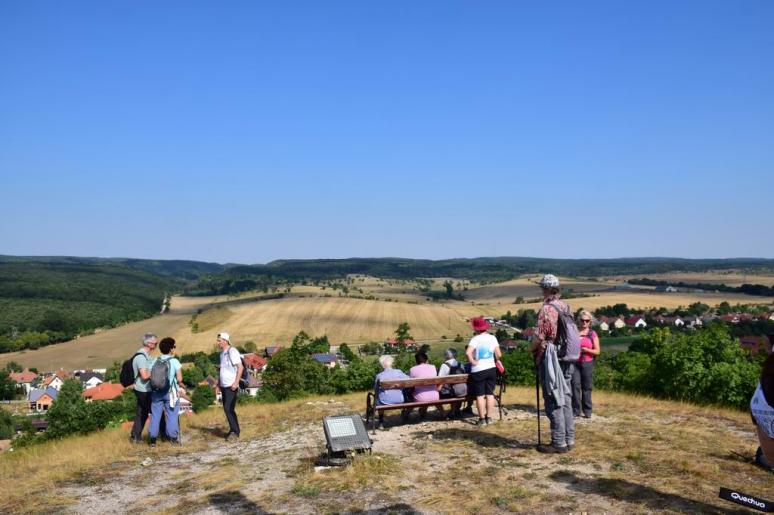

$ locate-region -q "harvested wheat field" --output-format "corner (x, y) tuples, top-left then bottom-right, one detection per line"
(2, 388), (770, 514)
(170, 296), (475, 354)
(616, 271), (774, 287)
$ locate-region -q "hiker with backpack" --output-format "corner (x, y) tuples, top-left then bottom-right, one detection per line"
(217, 332), (243, 441)
(465, 317), (501, 427)
(572, 310), (600, 419)
(438, 348), (467, 419)
(127, 332), (158, 444)
(751, 352), (774, 471)
(148, 337), (185, 446)
(529, 274), (580, 453)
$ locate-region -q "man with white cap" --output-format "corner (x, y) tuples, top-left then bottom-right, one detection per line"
(529, 274), (576, 453)
(217, 332), (243, 441)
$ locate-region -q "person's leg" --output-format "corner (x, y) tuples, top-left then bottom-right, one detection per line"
(475, 396), (486, 420)
(540, 367), (566, 448)
(485, 395), (495, 419)
(165, 396), (180, 440)
(581, 361), (594, 417)
(222, 388), (240, 436)
(131, 390), (148, 441)
(571, 364), (582, 417)
(148, 393), (163, 440)
(561, 363), (575, 447)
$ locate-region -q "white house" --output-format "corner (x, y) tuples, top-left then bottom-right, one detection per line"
(611, 317), (626, 330)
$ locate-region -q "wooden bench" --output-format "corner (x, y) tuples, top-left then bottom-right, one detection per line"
(365, 374), (505, 433)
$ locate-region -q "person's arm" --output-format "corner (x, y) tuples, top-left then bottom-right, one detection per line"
(138, 356), (151, 380)
(231, 352), (244, 391)
(175, 363), (185, 393)
(494, 343), (502, 359)
(586, 332), (601, 356)
(466, 344), (478, 367)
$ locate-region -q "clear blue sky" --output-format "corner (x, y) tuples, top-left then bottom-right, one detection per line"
(1, 1), (772, 263)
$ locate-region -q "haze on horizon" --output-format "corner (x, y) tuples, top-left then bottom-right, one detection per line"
(1, 1), (773, 264)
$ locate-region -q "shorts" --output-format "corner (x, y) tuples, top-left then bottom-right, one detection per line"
(470, 368), (497, 397)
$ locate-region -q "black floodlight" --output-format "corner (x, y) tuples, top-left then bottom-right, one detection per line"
(322, 414), (372, 454)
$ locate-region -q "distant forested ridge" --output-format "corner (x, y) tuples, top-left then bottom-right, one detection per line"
(0, 257), (224, 353)
(628, 277), (774, 297)
(186, 257), (774, 296)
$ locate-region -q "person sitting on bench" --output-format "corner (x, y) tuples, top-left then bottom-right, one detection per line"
(408, 351), (440, 420)
(374, 355), (409, 430)
(438, 348), (467, 418)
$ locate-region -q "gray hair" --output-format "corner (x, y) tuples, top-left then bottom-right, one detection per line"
(444, 348), (457, 360)
(378, 355), (394, 369)
(142, 332), (158, 345)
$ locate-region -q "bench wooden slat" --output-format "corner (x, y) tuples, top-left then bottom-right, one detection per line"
(374, 398), (466, 411)
(378, 374), (468, 389)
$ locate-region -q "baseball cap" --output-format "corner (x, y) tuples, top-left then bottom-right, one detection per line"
(217, 332), (231, 343)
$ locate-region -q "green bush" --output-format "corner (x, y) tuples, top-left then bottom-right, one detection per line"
(192, 385), (216, 413)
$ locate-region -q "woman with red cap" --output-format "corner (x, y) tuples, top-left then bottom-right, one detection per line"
(465, 317), (501, 426)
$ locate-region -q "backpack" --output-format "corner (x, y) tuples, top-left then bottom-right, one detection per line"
(119, 352), (144, 387)
(227, 349), (250, 390)
(150, 357), (171, 392)
(442, 361), (468, 397)
(550, 301), (581, 362)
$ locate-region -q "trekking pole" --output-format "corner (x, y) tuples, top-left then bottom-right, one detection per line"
(535, 360), (541, 447)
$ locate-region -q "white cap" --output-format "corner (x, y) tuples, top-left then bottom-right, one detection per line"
(217, 332), (231, 343)
(539, 274), (560, 288)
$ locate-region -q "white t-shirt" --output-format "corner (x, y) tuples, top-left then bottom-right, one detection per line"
(468, 333), (499, 373)
(220, 346), (242, 387)
(751, 383), (774, 439)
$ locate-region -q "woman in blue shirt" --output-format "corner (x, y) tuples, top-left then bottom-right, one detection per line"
(148, 337), (185, 446)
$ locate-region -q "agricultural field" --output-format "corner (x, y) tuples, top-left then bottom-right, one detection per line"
(2, 272), (773, 371)
(616, 271), (774, 287)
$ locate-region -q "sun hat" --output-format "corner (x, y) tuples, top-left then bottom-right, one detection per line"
(217, 331), (231, 343)
(539, 274), (560, 289)
(471, 317), (490, 332)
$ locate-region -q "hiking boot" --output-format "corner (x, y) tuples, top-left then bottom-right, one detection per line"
(148, 438), (157, 448)
(169, 438), (181, 446)
(537, 444), (569, 454)
(129, 437), (142, 445)
(582, 413), (592, 419)
(377, 423), (387, 431)
(566, 443), (575, 451)
(225, 432), (239, 442)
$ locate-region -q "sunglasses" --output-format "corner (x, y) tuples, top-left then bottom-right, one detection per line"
(581, 319), (591, 323)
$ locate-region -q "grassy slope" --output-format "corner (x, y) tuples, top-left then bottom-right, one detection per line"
(1, 388), (769, 514)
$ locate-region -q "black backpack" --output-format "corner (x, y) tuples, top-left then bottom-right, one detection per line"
(119, 352), (144, 387)
(227, 349), (250, 390)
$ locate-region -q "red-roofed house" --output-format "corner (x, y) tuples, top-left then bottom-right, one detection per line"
(740, 335), (771, 355)
(520, 327), (536, 340)
(83, 382), (125, 402)
(9, 369), (38, 394)
(242, 353), (267, 372)
(624, 316), (647, 329)
(383, 338), (416, 350)
(41, 375), (64, 391)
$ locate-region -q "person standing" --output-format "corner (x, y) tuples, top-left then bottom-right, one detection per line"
(572, 310), (600, 418)
(466, 317), (501, 426)
(529, 274), (576, 453)
(217, 332), (243, 441)
(130, 332), (157, 443)
(148, 337), (185, 446)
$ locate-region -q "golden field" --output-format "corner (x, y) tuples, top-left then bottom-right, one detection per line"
(1, 273), (772, 370)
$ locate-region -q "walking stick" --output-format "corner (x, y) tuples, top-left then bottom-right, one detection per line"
(535, 360), (541, 447)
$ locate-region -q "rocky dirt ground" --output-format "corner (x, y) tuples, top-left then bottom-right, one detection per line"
(55, 391), (770, 514)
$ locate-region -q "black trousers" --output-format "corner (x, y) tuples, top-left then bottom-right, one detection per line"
(131, 390), (151, 440)
(571, 360), (594, 417)
(221, 387), (240, 435)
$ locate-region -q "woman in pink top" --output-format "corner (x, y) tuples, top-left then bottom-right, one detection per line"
(409, 351), (439, 420)
(571, 310), (600, 418)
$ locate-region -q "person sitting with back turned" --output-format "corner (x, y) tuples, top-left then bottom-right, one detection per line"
(374, 355), (409, 430)
(438, 348), (467, 418)
(409, 351), (440, 420)
(751, 352), (774, 471)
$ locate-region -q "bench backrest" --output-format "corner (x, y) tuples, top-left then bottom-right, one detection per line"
(378, 374), (468, 390)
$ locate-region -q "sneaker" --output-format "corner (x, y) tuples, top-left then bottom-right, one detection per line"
(582, 413), (592, 419)
(148, 438), (157, 448)
(475, 418), (487, 427)
(485, 417), (493, 425)
(129, 437), (142, 445)
(225, 432), (239, 442)
(377, 423), (387, 431)
(566, 443), (575, 451)
(169, 438), (181, 446)
(537, 444), (569, 454)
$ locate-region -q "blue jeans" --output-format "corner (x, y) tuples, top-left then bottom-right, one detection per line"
(149, 390), (180, 440)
